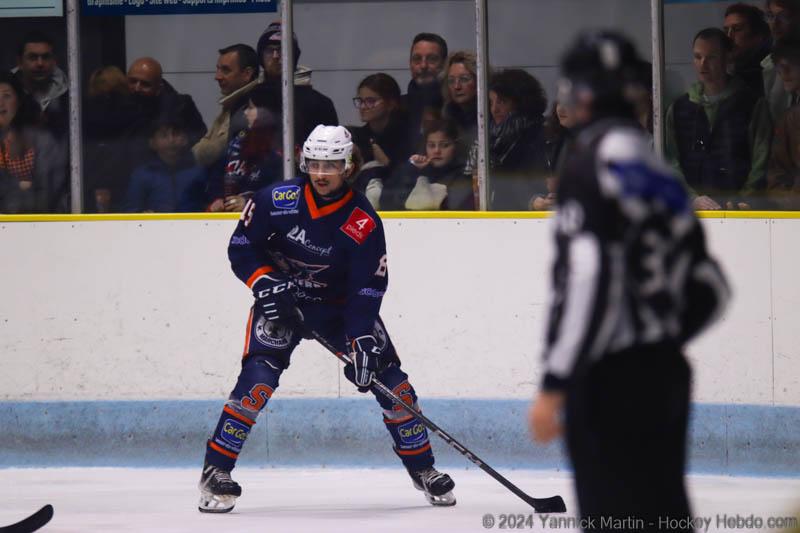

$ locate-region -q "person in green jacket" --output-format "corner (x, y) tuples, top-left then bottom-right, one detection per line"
(665, 28), (772, 210)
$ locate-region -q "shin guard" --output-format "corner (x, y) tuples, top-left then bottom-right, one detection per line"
(205, 403), (256, 471)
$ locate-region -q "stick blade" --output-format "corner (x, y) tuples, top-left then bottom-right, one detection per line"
(0, 504), (54, 533)
(529, 495), (567, 513)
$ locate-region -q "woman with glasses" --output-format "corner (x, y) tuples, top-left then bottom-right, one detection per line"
(350, 73), (412, 177)
(441, 51), (478, 162)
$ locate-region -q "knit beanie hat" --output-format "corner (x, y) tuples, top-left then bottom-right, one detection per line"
(257, 21), (301, 70)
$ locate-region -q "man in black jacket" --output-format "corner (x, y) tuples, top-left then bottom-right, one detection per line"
(403, 33), (448, 150)
(255, 21), (339, 154)
(529, 32), (730, 533)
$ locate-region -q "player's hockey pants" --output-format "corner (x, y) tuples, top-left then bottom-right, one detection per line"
(565, 343), (692, 533)
(205, 312), (436, 472)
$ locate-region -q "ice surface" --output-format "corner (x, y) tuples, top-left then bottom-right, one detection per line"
(0, 468), (798, 532)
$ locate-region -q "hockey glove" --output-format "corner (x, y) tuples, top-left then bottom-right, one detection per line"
(252, 273), (299, 324)
(349, 335), (385, 390)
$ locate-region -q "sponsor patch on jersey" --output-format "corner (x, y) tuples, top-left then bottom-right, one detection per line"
(340, 207), (376, 245)
(397, 419), (427, 446)
(287, 225), (334, 256)
(254, 316), (294, 349)
(272, 185), (301, 210)
(358, 288), (385, 298)
(230, 235), (250, 246)
(220, 418), (250, 448)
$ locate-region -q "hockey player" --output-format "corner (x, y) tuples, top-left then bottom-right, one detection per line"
(198, 125), (455, 513)
(528, 33), (730, 532)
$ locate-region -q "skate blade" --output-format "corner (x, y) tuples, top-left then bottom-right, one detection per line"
(425, 491), (456, 507)
(198, 491), (236, 513)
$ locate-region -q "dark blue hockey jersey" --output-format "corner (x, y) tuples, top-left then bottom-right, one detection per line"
(228, 177), (388, 340)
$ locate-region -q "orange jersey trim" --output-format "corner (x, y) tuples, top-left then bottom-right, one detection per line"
(383, 414), (415, 425)
(305, 184), (354, 219)
(209, 441), (239, 459)
(246, 266), (275, 288)
(223, 406), (255, 426)
(396, 443), (432, 456)
(242, 308), (254, 359)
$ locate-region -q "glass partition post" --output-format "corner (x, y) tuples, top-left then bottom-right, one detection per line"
(651, 0), (665, 158)
(475, 0), (489, 211)
(282, 0), (296, 180)
(66, 0), (84, 213)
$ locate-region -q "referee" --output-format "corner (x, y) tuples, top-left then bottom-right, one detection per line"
(529, 32), (730, 533)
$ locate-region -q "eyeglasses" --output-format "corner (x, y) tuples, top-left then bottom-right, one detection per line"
(447, 75), (474, 87)
(353, 97), (383, 109)
(263, 44), (281, 57)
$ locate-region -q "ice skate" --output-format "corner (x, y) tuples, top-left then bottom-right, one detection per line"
(408, 467), (456, 506)
(198, 462), (242, 513)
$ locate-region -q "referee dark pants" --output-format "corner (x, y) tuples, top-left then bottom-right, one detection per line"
(566, 342), (692, 533)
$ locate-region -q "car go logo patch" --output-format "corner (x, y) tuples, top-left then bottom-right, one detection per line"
(340, 207), (376, 245)
(397, 419), (427, 446)
(272, 185), (301, 210)
(220, 418), (250, 448)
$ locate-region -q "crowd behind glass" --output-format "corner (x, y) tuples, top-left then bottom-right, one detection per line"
(2, 1), (800, 214)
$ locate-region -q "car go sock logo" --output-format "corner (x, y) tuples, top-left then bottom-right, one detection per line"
(272, 185), (301, 209)
(220, 418), (250, 449)
(397, 419), (428, 446)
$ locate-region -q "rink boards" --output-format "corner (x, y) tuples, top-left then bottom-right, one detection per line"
(0, 215), (798, 474)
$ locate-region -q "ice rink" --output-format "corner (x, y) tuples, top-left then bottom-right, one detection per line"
(0, 468), (798, 532)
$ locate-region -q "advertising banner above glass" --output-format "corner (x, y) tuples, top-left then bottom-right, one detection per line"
(81, 0), (276, 16)
(0, 0), (63, 17)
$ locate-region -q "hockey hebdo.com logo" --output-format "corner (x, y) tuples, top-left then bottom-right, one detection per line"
(272, 185), (301, 210)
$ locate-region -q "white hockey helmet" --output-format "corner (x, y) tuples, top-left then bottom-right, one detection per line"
(300, 125), (354, 174)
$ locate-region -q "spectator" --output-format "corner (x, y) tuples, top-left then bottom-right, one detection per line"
(124, 113), (207, 213)
(126, 57), (206, 147)
(82, 65), (139, 212)
(465, 68), (548, 210)
(724, 3), (772, 96)
(442, 51), (478, 160)
(255, 21), (338, 151)
(403, 33), (448, 149)
(379, 119), (471, 211)
(12, 31), (68, 141)
(88, 65), (128, 99)
(767, 37), (800, 208)
(762, 0), (800, 120)
(350, 73), (412, 175)
(529, 103), (577, 211)
(193, 44), (259, 169)
(665, 28), (771, 210)
(0, 70), (66, 213)
(207, 84), (283, 213)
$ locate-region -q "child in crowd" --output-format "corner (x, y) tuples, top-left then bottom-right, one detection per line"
(376, 119), (471, 210)
(124, 115), (207, 213)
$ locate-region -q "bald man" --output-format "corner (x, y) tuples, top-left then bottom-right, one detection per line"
(125, 56), (206, 145)
(127, 57), (164, 98)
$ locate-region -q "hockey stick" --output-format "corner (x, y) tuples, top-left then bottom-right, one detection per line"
(307, 328), (567, 513)
(0, 505), (54, 533)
